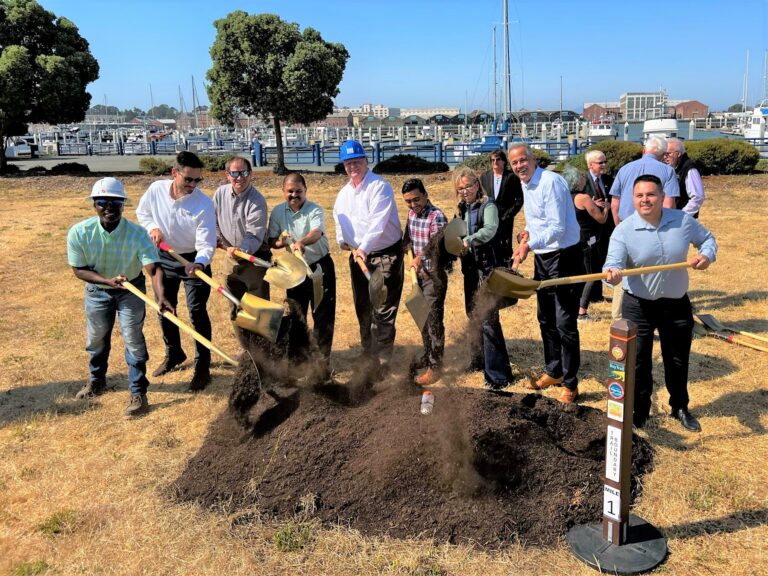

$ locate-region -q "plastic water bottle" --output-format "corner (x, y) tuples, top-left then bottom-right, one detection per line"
(420, 390), (434, 415)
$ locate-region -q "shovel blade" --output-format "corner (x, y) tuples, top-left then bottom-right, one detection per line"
(236, 293), (284, 342)
(310, 267), (324, 311)
(405, 281), (429, 332)
(368, 267), (387, 309)
(486, 269), (539, 299)
(696, 313), (726, 332)
(265, 252), (307, 290)
(443, 217), (467, 256)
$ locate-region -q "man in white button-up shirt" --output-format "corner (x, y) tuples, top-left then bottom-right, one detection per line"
(333, 140), (403, 373)
(137, 151), (217, 391)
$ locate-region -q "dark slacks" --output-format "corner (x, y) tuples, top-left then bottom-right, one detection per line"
(463, 265), (512, 387)
(579, 237), (603, 309)
(622, 292), (693, 426)
(349, 245), (404, 363)
(534, 244), (583, 391)
(417, 269), (447, 369)
(158, 251), (211, 371)
(286, 253), (336, 363)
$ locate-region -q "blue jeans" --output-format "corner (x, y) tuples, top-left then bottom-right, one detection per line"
(85, 279), (149, 395)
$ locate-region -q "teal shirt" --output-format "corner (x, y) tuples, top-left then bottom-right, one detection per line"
(268, 200), (329, 265)
(67, 216), (160, 284)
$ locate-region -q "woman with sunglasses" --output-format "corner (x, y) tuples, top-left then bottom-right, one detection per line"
(453, 167), (513, 390)
(137, 151), (217, 392)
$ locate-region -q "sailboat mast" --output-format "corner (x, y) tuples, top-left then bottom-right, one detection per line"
(502, 0), (511, 121)
(493, 26), (497, 121)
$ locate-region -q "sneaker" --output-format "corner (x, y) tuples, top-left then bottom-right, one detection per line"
(152, 353), (187, 377)
(187, 369), (211, 392)
(416, 368), (441, 386)
(557, 387), (579, 404)
(124, 393), (149, 417)
(577, 313), (595, 322)
(75, 380), (106, 400)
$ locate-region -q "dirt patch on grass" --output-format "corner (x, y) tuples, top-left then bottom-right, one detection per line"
(173, 337), (653, 548)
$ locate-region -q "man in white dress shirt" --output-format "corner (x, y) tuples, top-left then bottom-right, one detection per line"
(136, 151), (217, 391)
(333, 140), (403, 372)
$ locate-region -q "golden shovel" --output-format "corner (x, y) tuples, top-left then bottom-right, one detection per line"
(404, 250), (429, 332)
(121, 280), (238, 365)
(355, 256), (387, 309)
(487, 261), (693, 300)
(443, 217), (467, 257)
(224, 247), (306, 290)
(281, 233), (324, 312)
(159, 243), (283, 342)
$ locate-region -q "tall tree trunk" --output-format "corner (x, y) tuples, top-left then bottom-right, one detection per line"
(273, 116), (287, 175)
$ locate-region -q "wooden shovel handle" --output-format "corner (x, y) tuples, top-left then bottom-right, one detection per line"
(159, 242), (241, 308)
(121, 280), (238, 366)
(355, 256), (372, 279)
(706, 332), (768, 353)
(407, 249), (419, 284)
(538, 261), (692, 289)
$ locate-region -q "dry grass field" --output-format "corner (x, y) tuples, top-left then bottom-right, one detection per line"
(0, 170), (766, 576)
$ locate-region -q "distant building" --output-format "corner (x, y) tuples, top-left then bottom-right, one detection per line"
(583, 102), (621, 121)
(312, 111), (353, 128)
(400, 106), (460, 118)
(620, 91), (671, 120)
(669, 100), (709, 119)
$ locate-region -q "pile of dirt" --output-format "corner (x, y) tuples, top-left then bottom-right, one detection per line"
(173, 337), (653, 548)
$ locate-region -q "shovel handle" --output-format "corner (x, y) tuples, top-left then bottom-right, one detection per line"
(159, 242), (241, 308)
(121, 281), (238, 366)
(706, 332), (768, 353)
(407, 249), (419, 284)
(221, 247), (272, 269)
(355, 256), (372, 280)
(538, 261), (692, 289)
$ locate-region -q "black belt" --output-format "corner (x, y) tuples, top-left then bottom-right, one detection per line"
(367, 239), (403, 258)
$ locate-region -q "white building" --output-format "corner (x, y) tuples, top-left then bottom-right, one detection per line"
(620, 91), (669, 121)
(399, 107), (460, 118)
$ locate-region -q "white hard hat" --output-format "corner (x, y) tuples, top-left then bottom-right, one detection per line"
(89, 177), (127, 200)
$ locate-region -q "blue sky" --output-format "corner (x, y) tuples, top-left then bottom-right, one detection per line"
(36, 0), (768, 113)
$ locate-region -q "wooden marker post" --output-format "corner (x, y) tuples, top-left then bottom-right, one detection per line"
(567, 319), (667, 575)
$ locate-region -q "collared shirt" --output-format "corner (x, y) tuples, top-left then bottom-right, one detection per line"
(611, 154), (680, 221)
(407, 201), (447, 271)
(682, 167), (705, 216)
(463, 200), (499, 246)
(67, 216), (159, 284)
(521, 167), (580, 253)
(589, 170), (608, 200)
(493, 174), (502, 198)
(136, 179), (216, 265)
(603, 208), (717, 300)
(213, 183), (269, 256)
(268, 199), (329, 266)
(333, 169), (402, 254)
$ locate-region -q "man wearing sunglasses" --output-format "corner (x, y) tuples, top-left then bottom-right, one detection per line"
(213, 156), (271, 322)
(137, 151), (217, 391)
(67, 178), (173, 417)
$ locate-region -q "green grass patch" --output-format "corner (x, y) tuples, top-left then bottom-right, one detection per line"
(273, 521), (314, 551)
(38, 510), (75, 537)
(10, 560), (50, 576)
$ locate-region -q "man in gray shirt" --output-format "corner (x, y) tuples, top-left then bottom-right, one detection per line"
(213, 156), (270, 313)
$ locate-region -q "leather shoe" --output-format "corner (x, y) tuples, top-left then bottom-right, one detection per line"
(557, 387), (579, 404)
(152, 353), (187, 377)
(76, 380), (106, 400)
(416, 368), (440, 386)
(672, 408), (701, 432)
(527, 373), (564, 390)
(187, 369), (211, 392)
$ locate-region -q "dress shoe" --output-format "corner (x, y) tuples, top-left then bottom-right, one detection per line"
(187, 369), (211, 392)
(557, 387), (579, 404)
(672, 408), (701, 432)
(152, 353), (187, 377)
(527, 373), (564, 390)
(416, 367), (440, 386)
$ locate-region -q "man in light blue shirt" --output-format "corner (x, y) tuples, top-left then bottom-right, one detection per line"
(509, 143), (583, 403)
(604, 174), (716, 432)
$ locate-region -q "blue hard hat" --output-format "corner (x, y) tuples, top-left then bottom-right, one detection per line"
(339, 140), (366, 162)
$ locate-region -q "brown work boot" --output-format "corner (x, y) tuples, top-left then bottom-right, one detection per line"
(152, 353), (187, 377)
(124, 393), (149, 417)
(187, 369), (211, 392)
(416, 367), (440, 386)
(527, 373), (564, 390)
(557, 387), (579, 404)
(75, 380), (106, 400)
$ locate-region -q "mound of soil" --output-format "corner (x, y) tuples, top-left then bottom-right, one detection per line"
(173, 338), (653, 548)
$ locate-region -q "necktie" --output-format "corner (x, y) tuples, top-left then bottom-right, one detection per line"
(594, 177), (603, 199)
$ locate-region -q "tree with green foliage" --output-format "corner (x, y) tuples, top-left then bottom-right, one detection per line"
(147, 104), (179, 119)
(207, 12), (349, 174)
(0, 0), (99, 172)
(727, 103), (746, 113)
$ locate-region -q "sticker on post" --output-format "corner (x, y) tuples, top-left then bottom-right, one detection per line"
(603, 485), (622, 521)
(608, 382), (625, 400)
(610, 345), (625, 362)
(609, 367), (625, 382)
(606, 426), (622, 483)
(607, 400), (624, 421)
(609, 360), (625, 372)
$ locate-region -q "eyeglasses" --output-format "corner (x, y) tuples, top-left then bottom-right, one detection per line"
(180, 176), (204, 184)
(594, 161), (607, 165)
(228, 170), (251, 179)
(95, 198), (125, 208)
(457, 182), (478, 193)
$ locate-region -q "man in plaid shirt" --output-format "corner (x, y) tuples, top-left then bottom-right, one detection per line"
(401, 178), (448, 386)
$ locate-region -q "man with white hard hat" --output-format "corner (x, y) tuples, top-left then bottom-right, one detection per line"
(333, 140), (403, 374)
(67, 177), (173, 417)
